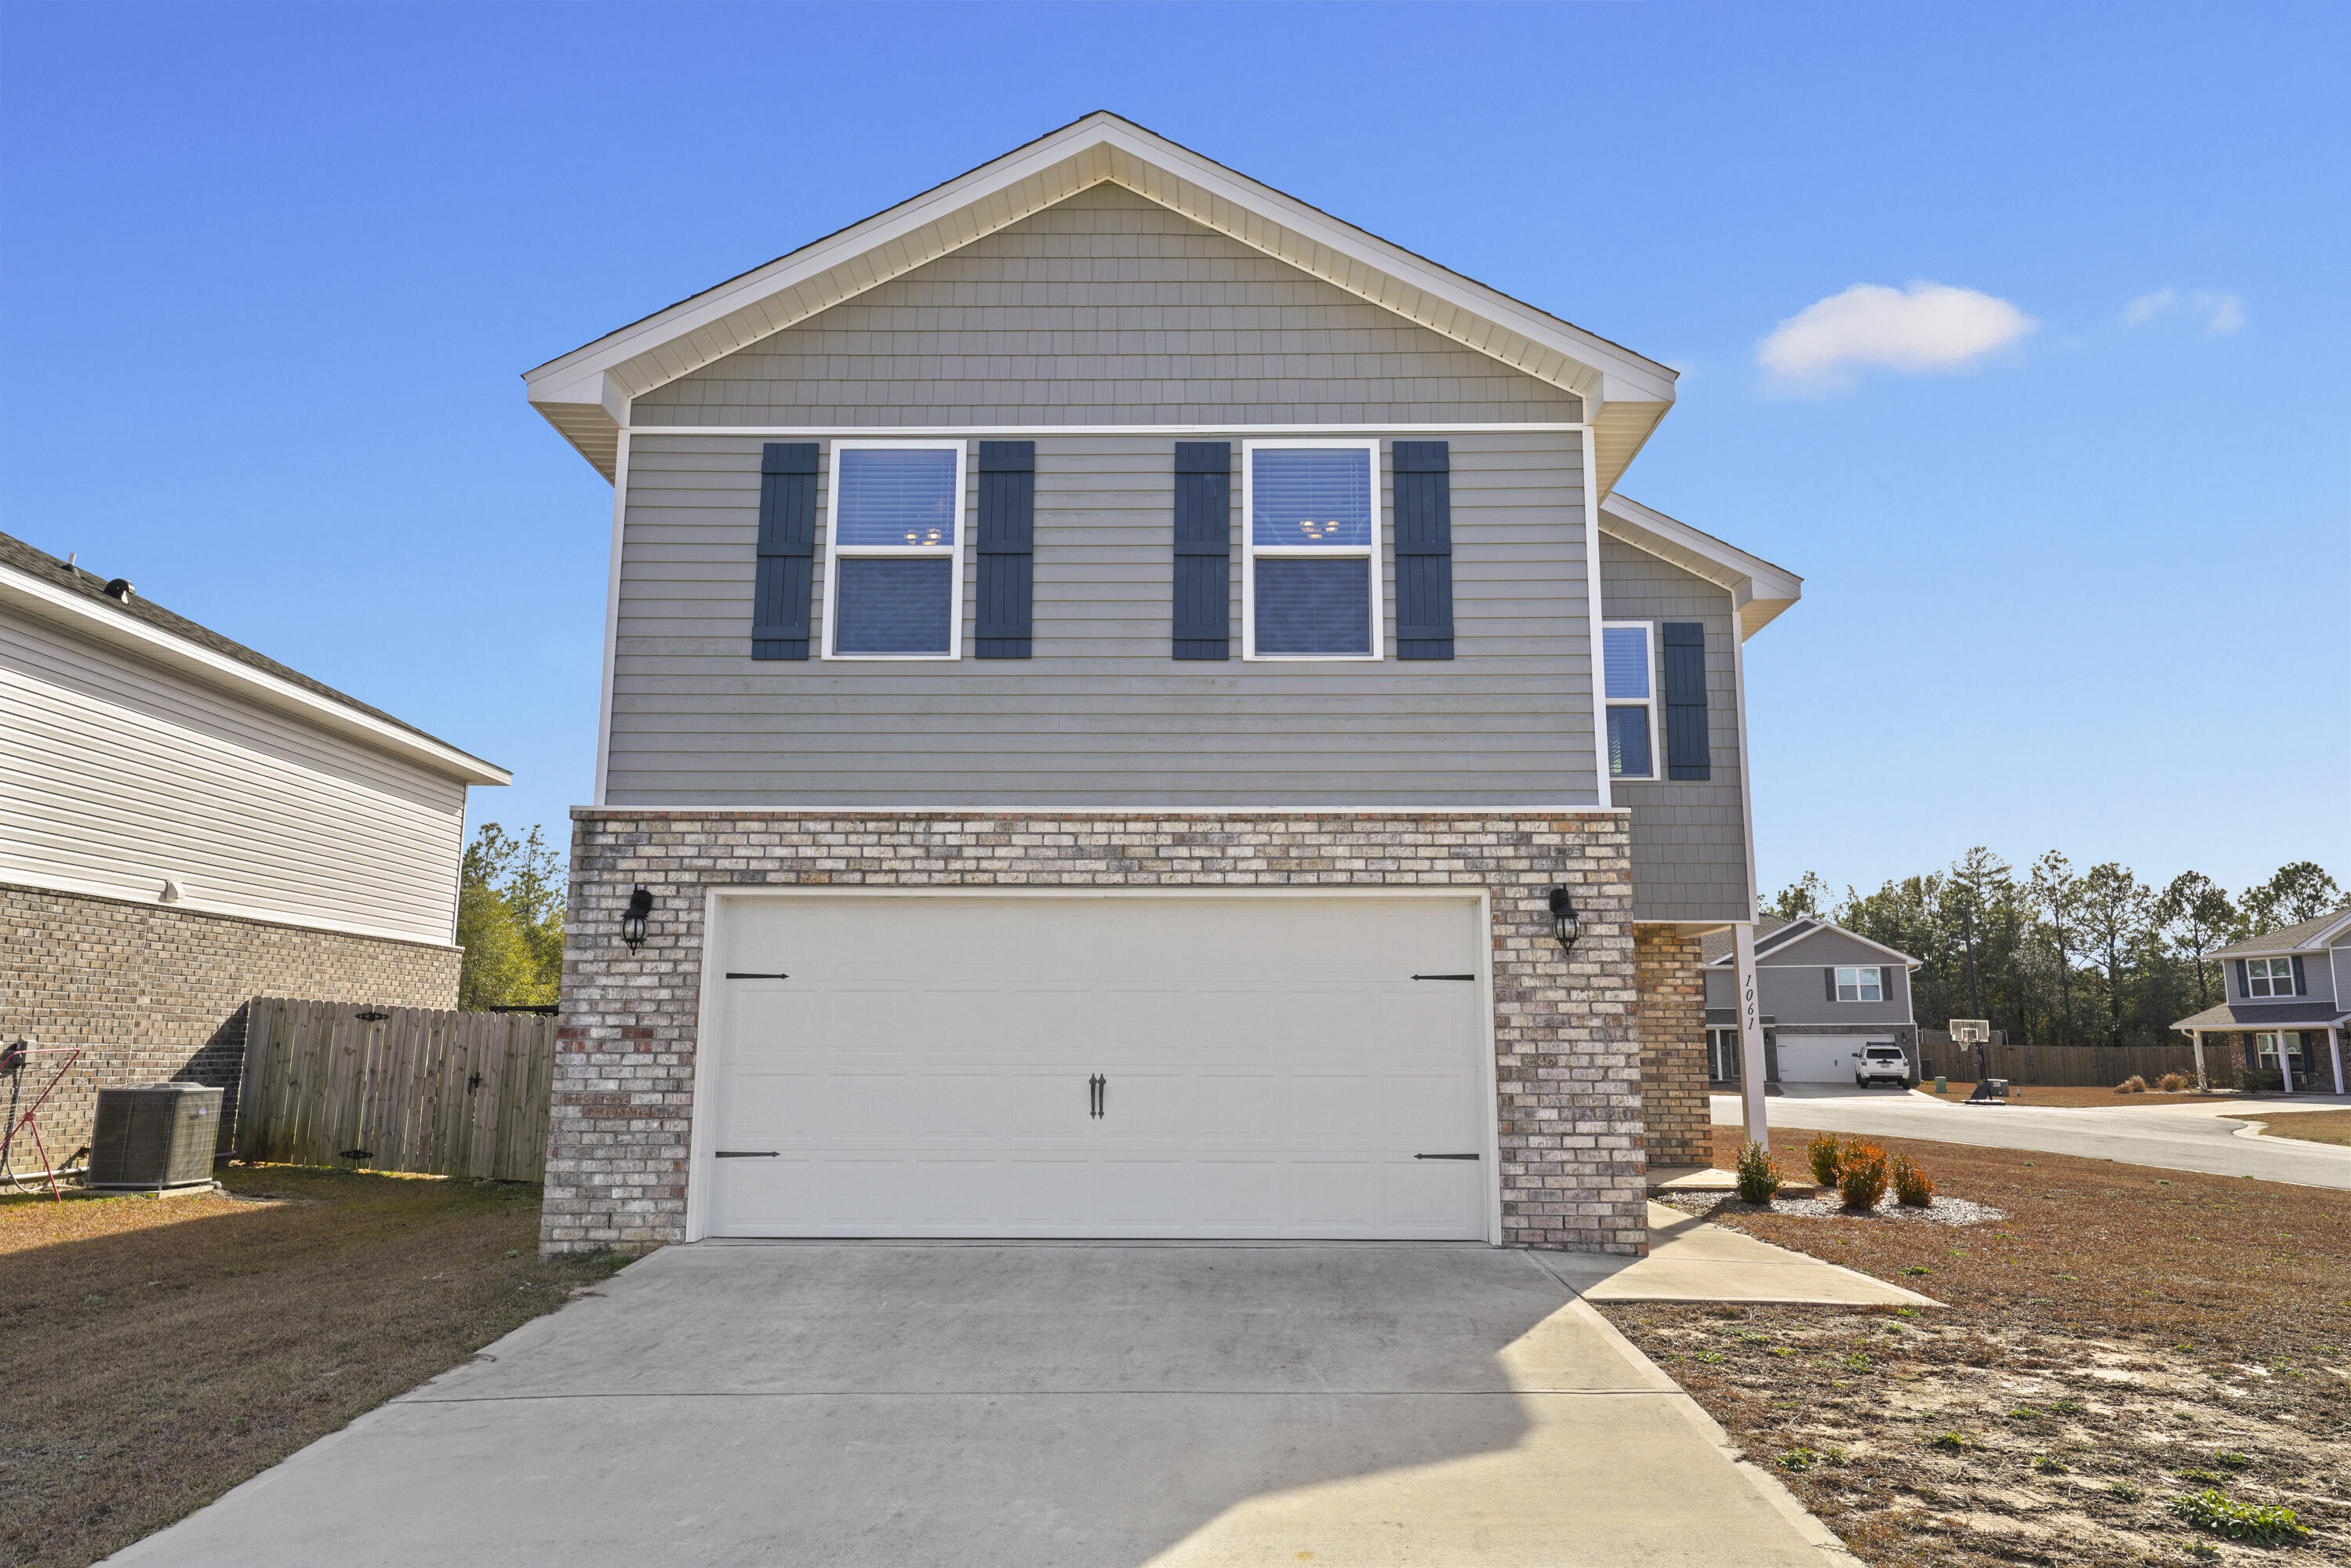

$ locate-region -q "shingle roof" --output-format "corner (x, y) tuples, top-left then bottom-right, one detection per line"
(1699, 914), (1794, 965)
(2171, 1000), (2351, 1031)
(2206, 908), (2351, 960)
(0, 530), (477, 758)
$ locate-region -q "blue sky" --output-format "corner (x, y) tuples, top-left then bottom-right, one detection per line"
(4, 1), (2342, 906)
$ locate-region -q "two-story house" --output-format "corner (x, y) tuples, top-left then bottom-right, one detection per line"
(1698, 914), (1920, 1085)
(526, 114), (1800, 1257)
(2172, 908), (2351, 1092)
(1, 532), (507, 1154)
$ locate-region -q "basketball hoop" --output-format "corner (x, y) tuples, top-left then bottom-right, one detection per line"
(1949, 1020), (1990, 1044)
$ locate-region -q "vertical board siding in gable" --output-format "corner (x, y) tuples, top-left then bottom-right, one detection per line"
(1596, 535), (1748, 923)
(632, 184), (1586, 429)
(609, 430), (1593, 807)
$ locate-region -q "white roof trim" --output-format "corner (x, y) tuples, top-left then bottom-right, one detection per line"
(1707, 917), (1920, 968)
(0, 562), (511, 786)
(525, 112), (1676, 485)
(1599, 493), (1803, 641)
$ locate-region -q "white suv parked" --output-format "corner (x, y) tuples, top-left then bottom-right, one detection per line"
(1855, 1044), (1911, 1088)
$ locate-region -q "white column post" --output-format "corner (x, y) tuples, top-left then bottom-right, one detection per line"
(2191, 1031), (2207, 1091)
(1734, 922), (1768, 1149)
(2280, 1033), (2295, 1094)
(2331, 1028), (2344, 1096)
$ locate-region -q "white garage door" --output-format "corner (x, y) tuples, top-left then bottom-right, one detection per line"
(699, 895), (1490, 1240)
(1774, 1036), (1893, 1083)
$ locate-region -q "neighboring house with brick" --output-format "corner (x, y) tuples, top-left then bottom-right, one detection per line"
(0, 532), (509, 1154)
(2171, 907), (2351, 1093)
(525, 114), (1801, 1257)
(1699, 915), (1920, 1087)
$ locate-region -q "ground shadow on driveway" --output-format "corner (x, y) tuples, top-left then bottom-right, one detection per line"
(107, 1242), (1845, 1567)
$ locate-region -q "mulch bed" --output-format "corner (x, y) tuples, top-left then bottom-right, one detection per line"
(1661, 1190), (2008, 1227)
(1601, 1127), (2351, 1567)
(0, 1165), (616, 1568)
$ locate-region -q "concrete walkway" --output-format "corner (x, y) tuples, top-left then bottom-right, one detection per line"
(1544, 1202), (1939, 1306)
(111, 1237), (1862, 1568)
(1716, 1088), (2351, 1189)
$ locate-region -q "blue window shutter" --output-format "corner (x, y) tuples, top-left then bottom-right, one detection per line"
(1172, 442), (1230, 659)
(1393, 441), (1452, 659)
(976, 441), (1034, 659)
(2291, 954), (2307, 994)
(2235, 958), (2248, 996)
(752, 444), (819, 659)
(1661, 621), (1709, 779)
(1824, 967), (1837, 1001)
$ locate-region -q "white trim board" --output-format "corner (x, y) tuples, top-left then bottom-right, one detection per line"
(1240, 437), (1383, 663)
(627, 423), (1590, 437)
(684, 884), (1503, 1247)
(818, 440), (968, 663)
(525, 113), (1673, 484)
(0, 563), (509, 787)
(592, 428), (630, 807)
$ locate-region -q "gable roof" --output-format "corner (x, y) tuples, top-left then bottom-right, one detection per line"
(525, 112), (1677, 487)
(1700, 914), (1920, 968)
(1598, 493), (1803, 639)
(0, 532), (509, 786)
(2207, 906), (2351, 959)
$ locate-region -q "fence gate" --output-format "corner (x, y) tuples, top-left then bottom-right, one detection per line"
(235, 998), (556, 1181)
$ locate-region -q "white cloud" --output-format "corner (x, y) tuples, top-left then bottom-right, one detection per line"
(1758, 281), (2037, 393)
(2122, 286), (2244, 335)
(2197, 292), (2245, 334)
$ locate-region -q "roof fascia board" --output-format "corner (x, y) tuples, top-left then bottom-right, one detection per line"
(0, 564), (511, 786)
(1600, 493), (1804, 640)
(527, 114), (1676, 474)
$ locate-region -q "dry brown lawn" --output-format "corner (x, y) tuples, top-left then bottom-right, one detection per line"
(1600, 1129), (2351, 1567)
(0, 1164), (613, 1568)
(1928, 1083), (2251, 1109)
(2226, 1109), (2351, 1148)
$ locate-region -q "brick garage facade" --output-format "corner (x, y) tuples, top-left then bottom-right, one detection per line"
(549, 808), (1660, 1257)
(2, 882), (461, 1156)
(1633, 926), (1710, 1168)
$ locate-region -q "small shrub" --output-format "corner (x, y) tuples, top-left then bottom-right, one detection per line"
(2158, 1072), (2192, 1091)
(2048, 1399), (2084, 1415)
(1735, 1140), (1783, 1203)
(1891, 1151), (1935, 1207)
(1902, 1265), (1931, 1276)
(2165, 1488), (2310, 1545)
(1807, 1131), (1844, 1187)
(1928, 1431), (1972, 1451)
(2116, 1074), (2149, 1094)
(2213, 1451), (2249, 1470)
(1838, 1141), (1890, 1210)
(1777, 1447), (1819, 1472)
(2033, 1455), (2069, 1474)
(2108, 1481), (2145, 1501)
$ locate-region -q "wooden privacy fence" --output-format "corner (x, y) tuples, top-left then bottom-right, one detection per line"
(1913, 1039), (2206, 1087)
(236, 998), (557, 1181)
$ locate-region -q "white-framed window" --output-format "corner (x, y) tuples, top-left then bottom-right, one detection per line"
(2244, 956), (2296, 996)
(1601, 620), (1658, 779)
(2254, 1031), (2291, 1067)
(1836, 966), (1884, 1003)
(1241, 439), (1382, 660)
(821, 441), (967, 660)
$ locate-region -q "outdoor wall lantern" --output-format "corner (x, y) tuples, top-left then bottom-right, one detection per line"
(1546, 887), (1582, 953)
(621, 887), (654, 951)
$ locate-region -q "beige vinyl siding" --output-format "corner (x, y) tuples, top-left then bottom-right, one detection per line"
(609, 430), (1593, 807)
(632, 184), (1585, 430)
(0, 605), (466, 945)
(1599, 535), (1748, 922)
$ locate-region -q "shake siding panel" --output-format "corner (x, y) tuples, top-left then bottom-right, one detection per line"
(1597, 536), (1749, 922)
(607, 430), (1592, 807)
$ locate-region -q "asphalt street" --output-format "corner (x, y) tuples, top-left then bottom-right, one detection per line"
(1714, 1087), (2351, 1189)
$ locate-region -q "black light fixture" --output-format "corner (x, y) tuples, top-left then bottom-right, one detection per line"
(1546, 887), (1582, 952)
(621, 887), (654, 951)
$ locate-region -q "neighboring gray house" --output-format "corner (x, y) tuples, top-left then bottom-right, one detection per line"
(526, 114), (1802, 1258)
(2171, 907), (2351, 1093)
(0, 532), (508, 1151)
(1700, 914), (1920, 1085)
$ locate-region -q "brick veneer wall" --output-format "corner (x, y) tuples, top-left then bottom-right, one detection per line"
(1633, 926), (1710, 1168)
(2, 882), (461, 1155)
(550, 808), (1643, 1257)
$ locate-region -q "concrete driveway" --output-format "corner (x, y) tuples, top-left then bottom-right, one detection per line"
(111, 1241), (1854, 1568)
(1719, 1088), (2351, 1189)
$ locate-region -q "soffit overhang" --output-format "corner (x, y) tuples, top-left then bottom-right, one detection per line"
(1598, 492), (1804, 641)
(525, 112), (1677, 487)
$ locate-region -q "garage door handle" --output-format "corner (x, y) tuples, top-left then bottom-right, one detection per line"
(1088, 1073), (1104, 1119)
(714, 1150), (779, 1158)
(1412, 974), (1476, 981)
(1415, 1152), (1480, 1160)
